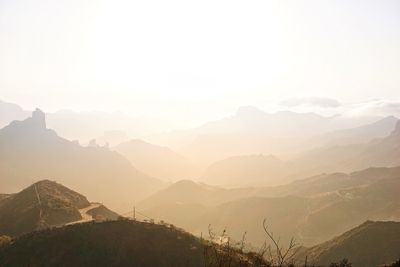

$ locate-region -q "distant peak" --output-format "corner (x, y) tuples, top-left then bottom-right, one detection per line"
(31, 108), (46, 129)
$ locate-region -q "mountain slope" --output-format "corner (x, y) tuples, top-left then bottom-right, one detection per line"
(0, 180), (89, 236)
(142, 166), (400, 246)
(0, 109), (163, 210)
(287, 120), (400, 178)
(114, 139), (197, 181)
(181, 108), (336, 166)
(314, 115), (398, 147)
(0, 180), (119, 237)
(148, 106), (383, 167)
(200, 154), (285, 187)
(139, 179), (254, 209)
(0, 194), (10, 202)
(0, 220), (266, 267)
(258, 166), (400, 197)
(201, 120), (400, 188)
(296, 221), (400, 267)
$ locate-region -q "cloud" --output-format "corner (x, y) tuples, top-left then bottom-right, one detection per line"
(280, 97), (342, 108)
(343, 99), (400, 118)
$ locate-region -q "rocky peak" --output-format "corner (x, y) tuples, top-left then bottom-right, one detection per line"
(31, 108), (46, 129)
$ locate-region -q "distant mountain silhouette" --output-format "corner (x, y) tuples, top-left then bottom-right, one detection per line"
(296, 221), (400, 267)
(0, 220), (267, 267)
(139, 179), (254, 210)
(181, 108), (338, 166)
(45, 109), (150, 145)
(0, 180), (119, 236)
(198, 107), (331, 137)
(148, 106), (384, 167)
(198, 120), (400, 187)
(259, 166), (400, 197)
(0, 99), (161, 145)
(287, 119), (400, 178)
(114, 139), (198, 181)
(0, 99), (30, 128)
(313, 115), (398, 147)
(0, 110), (164, 210)
(200, 154), (285, 187)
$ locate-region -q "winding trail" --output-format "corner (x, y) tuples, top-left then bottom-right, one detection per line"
(66, 203), (101, 225)
(34, 184), (47, 227)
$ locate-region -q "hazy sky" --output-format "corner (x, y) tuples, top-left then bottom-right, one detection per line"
(1, 0), (399, 126)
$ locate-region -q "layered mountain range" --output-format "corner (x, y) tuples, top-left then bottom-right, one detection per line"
(0, 109), (164, 211)
(140, 166), (400, 247)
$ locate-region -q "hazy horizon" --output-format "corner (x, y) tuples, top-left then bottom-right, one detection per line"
(1, 0), (400, 130)
(1, 2), (400, 265)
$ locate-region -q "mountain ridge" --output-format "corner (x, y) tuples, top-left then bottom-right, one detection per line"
(296, 220), (400, 267)
(0, 180), (119, 237)
(0, 110), (164, 210)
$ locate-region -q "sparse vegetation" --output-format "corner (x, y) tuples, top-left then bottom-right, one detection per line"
(381, 259), (400, 267)
(0, 220), (276, 267)
(0, 236), (11, 247)
(329, 258), (352, 267)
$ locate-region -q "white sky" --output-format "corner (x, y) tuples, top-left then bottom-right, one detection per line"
(1, 0), (399, 126)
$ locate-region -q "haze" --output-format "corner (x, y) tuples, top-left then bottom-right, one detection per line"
(1, 1), (400, 266)
(1, 0), (400, 129)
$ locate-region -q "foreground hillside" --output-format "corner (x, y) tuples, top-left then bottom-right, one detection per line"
(296, 221), (400, 267)
(0, 220), (266, 267)
(0, 109), (163, 210)
(0, 180), (118, 237)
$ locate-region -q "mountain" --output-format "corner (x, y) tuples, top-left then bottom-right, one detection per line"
(180, 108), (336, 166)
(148, 106), (383, 167)
(288, 119), (400, 178)
(0, 180), (80, 236)
(200, 154), (285, 187)
(296, 221), (400, 267)
(201, 120), (400, 188)
(240, 167), (400, 246)
(0, 109), (164, 210)
(137, 180), (257, 228)
(314, 116), (398, 147)
(45, 109), (148, 145)
(357, 119), (400, 167)
(0, 99), (30, 128)
(139, 180), (254, 209)
(258, 166), (400, 197)
(0, 220), (267, 267)
(114, 139), (198, 181)
(197, 107), (332, 137)
(0, 99), (168, 146)
(213, 167), (400, 246)
(0, 194), (10, 202)
(141, 166), (400, 247)
(0, 180), (119, 237)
